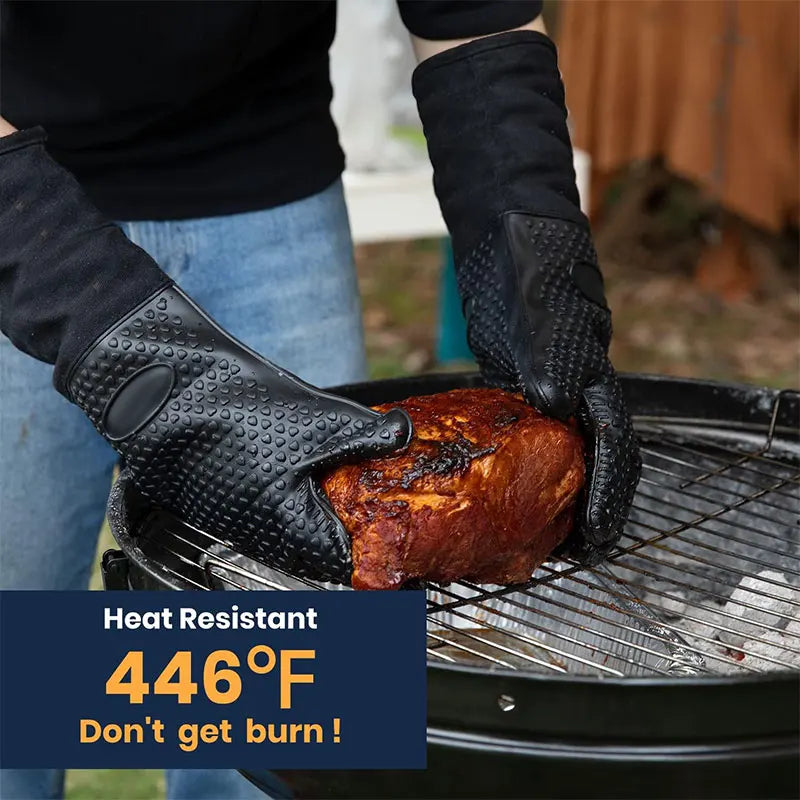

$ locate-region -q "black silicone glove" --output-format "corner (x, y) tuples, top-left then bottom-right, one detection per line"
(413, 32), (641, 562)
(69, 286), (411, 582)
(0, 128), (411, 583)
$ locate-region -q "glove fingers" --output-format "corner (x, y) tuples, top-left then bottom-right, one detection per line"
(303, 407), (412, 472)
(573, 373), (641, 562)
(519, 370), (576, 422)
(276, 477), (352, 584)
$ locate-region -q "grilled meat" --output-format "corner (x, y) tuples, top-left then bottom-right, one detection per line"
(321, 388), (585, 590)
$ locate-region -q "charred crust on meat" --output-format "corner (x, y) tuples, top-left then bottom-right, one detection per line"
(493, 411), (520, 427)
(400, 438), (496, 488)
(359, 435), (496, 492)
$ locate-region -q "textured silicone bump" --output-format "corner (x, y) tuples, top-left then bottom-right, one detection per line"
(68, 286), (410, 583)
(455, 214), (641, 558)
(454, 228), (519, 389)
(524, 216), (612, 404)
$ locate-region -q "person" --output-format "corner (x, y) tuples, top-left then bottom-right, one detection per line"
(0, 2), (640, 798)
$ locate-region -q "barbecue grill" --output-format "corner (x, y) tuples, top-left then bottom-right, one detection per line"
(102, 373), (800, 799)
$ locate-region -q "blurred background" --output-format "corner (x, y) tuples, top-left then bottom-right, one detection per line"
(74, 0), (798, 797)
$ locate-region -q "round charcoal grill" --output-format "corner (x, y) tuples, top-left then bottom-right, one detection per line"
(103, 373), (800, 799)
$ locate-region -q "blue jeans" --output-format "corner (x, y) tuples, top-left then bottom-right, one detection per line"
(0, 179), (366, 799)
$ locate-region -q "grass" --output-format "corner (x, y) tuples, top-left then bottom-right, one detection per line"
(65, 770), (163, 800)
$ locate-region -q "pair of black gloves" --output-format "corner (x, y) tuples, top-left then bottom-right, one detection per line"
(0, 32), (640, 584)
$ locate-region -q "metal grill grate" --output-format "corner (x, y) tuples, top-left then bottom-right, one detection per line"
(131, 391), (800, 679)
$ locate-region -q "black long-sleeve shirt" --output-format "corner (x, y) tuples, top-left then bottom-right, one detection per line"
(0, 0), (542, 221)
(0, 0), (545, 386)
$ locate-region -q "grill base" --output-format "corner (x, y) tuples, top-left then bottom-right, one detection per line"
(266, 739), (799, 800)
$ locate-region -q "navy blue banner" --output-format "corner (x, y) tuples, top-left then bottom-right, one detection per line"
(0, 590), (427, 769)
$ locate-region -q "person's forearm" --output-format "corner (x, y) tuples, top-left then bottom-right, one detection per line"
(411, 30), (582, 257)
(411, 15), (547, 62)
(0, 127), (169, 390)
(0, 116), (18, 136)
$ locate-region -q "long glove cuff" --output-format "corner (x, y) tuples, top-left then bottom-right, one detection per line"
(0, 126), (169, 395)
(412, 30), (586, 259)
